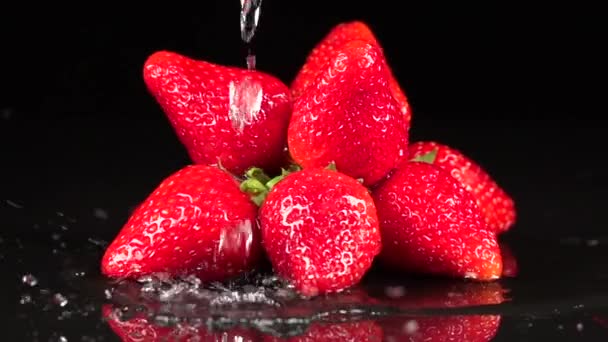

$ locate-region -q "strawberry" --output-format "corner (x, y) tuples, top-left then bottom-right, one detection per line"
(263, 321), (383, 341)
(288, 40), (408, 186)
(380, 315), (501, 342)
(102, 305), (260, 341)
(143, 51), (292, 176)
(408, 141), (516, 233)
(372, 161), (503, 280)
(258, 167), (381, 297)
(101, 164), (261, 282)
(291, 21), (412, 127)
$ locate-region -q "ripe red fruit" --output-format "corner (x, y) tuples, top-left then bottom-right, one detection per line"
(409, 141), (516, 233)
(291, 21), (412, 127)
(381, 315), (501, 342)
(143, 51), (292, 176)
(288, 40), (408, 186)
(101, 164), (261, 282)
(372, 162), (503, 280)
(259, 167), (382, 297)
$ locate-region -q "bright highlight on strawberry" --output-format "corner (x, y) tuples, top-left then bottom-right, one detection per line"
(102, 20), (518, 297)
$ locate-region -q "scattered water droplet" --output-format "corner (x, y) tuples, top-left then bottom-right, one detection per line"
(58, 336), (68, 342)
(576, 322), (584, 331)
(2, 108), (13, 120)
(5, 199), (23, 209)
(384, 286), (406, 298)
(87, 237), (108, 248)
(93, 208), (109, 220)
(53, 293), (69, 307)
(402, 320), (419, 335)
(104, 289), (113, 299)
(228, 79), (263, 133)
(587, 239), (599, 247)
(19, 294), (32, 304)
(22, 273), (38, 287)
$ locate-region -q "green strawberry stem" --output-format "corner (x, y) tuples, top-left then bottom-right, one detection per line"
(410, 148), (438, 164)
(240, 165), (302, 206)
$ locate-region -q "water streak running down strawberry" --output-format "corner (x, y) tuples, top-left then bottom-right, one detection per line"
(143, 51), (292, 176)
(101, 165), (262, 281)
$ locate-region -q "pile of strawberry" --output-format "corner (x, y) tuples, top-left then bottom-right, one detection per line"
(101, 21), (516, 297)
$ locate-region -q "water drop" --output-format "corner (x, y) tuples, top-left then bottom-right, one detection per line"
(53, 293), (69, 307)
(587, 239), (599, 247)
(2, 108), (13, 120)
(5, 199), (23, 208)
(104, 289), (113, 299)
(22, 273), (38, 287)
(93, 208), (109, 220)
(402, 320), (419, 335)
(19, 294), (32, 304)
(384, 286), (406, 298)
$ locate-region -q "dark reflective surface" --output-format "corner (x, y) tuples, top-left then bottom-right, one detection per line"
(5, 204), (608, 341)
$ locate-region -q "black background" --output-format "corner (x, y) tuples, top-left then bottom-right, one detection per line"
(1, 2), (605, 241)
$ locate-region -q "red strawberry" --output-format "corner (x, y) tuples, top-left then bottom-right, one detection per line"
(288, 40), (408, 186)
(259, 167), (381, 297)
(143, 51), (292, 176)
(372, 161), (503, 280)
(102, 305), (260, 341)
(263, 321), (383, 341)
(101, 164), (261, 282)
(409, 141), (516, 233)
(291, 21), (412, 127)
(381, 315), (501, 342)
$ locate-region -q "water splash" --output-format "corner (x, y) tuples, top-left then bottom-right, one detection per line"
(22, 273), (39, 287)
(228, 77), (263, 133)
(217, 220), (254, 262)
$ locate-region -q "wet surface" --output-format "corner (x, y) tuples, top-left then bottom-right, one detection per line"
(5, 201), (608, 341)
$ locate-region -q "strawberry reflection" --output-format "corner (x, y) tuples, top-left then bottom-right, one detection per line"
(102, 303), (384, 341)
(367, 277), (505, 341)
(365, 279), (507, 309)
(380, 315), (501, 342)
(102, 304), (260, 341)
(263, 321), (383, 341)
(500, 242), (518, 278)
